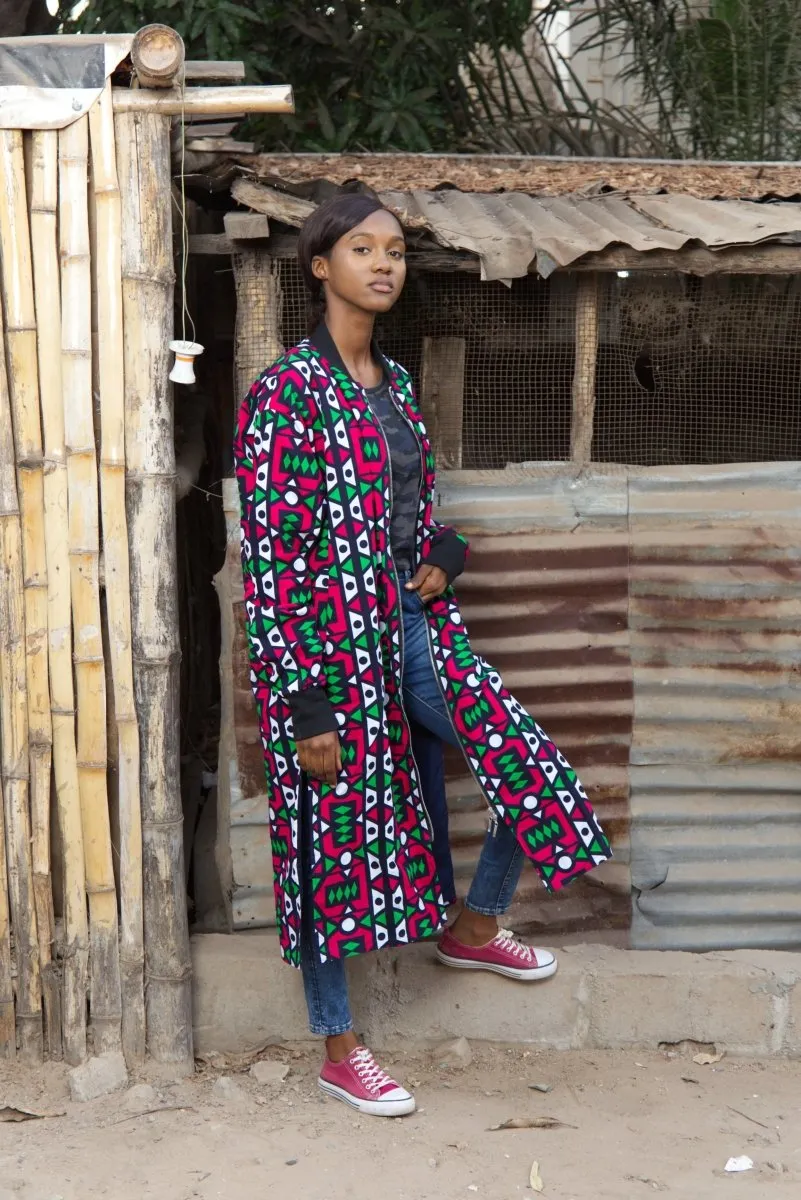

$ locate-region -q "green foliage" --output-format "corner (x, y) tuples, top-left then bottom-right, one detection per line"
(536, 0), (801, 160)
(65, 0), (535, 152)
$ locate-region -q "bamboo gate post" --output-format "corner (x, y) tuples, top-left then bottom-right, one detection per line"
(0, 129), (50, 1063)
(0, 301), (21, 1060)
(115, 108), (193, 1069)
(59, 117), (123, 1055)
(570, 274), (601, 464)
(89, 85), (146, 1066)
(30, 130), (89, 1063)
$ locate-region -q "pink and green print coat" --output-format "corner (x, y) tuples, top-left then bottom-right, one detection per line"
(235, 326), (612, 967)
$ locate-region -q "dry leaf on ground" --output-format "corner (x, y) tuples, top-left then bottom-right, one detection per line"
(693, 1051), (725, 1066)
(529, 1161), (544, 1192)
(490, 1116), (575, 1131)
(0, 1105), (65, 1122)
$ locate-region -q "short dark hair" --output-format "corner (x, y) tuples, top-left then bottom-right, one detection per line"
(296, 193), (402, 333)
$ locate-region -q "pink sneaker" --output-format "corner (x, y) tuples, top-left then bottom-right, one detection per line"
(437, 927), (558, 982)
(318, 1046), (416, 1118)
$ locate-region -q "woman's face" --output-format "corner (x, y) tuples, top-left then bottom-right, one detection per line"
(312, 209), (407, 316)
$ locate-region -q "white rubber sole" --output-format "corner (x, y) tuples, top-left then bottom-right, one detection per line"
(318, 1077), (416, 1118)
(436, 948), (558, 982)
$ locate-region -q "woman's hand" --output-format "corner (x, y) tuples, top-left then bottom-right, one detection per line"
(405, 564), (448, 604)
(296, 731), (342, 786)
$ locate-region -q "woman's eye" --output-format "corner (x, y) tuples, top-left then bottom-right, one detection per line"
(389, 250), (406, 260)
(353, 246), (370, 254)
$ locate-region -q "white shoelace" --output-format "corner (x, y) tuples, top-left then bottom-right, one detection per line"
(495, 929), (535, 961)
(351, 1047), (395, 1094)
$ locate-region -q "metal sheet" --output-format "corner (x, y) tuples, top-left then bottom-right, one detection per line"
(437, 474), (633, 941)
(629, 463), (801, 950)
(379, 190), (801, 280)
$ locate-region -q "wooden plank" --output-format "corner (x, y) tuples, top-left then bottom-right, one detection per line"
(420, 336), (465, 470)
(189, 233), (233, 255)
(186, 138), (255, 154)
(230, 178), (314, 226)
(570, 275), (600, 463)
(182, 121), (240, 137)
(223, 212), (270, 239)
(184, 60), (246, 82)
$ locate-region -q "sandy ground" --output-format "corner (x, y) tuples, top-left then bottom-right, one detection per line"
(0, 1043), (799, 1200)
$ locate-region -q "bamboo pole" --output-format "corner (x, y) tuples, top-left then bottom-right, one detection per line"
(0, 129), (47, 1062)
(115, 109), (193, 1070)
(0, 303), (19, 1060)
(112, 85), (293, 116)
(29, 129), (88, 1065)
(570, 274), (600, 464)
(89, 86), (145, 1067)
(59, 117), (122, 1056)
(131, 24), (185, 89)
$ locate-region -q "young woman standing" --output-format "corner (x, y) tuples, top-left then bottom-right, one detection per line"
(235, 194), (611, 1118)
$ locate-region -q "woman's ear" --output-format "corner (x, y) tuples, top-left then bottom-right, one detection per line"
(311, 255), (328, 283)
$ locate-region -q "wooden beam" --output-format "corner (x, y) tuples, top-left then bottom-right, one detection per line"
(131, 24), (185, 89)
(570, 275), (600, 464)
(420, 336), (466, 470)
(184, 61), (246, 83)
(112, 85), (293, 116)
(571, 242), (801, 275)
(182, 122), (240, 138)
(223, 212), (270, 239)
(186, 138), (255, 154)
(230, 178), (314, 226)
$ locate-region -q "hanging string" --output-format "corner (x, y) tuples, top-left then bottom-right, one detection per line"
(178, 74), (196, 347)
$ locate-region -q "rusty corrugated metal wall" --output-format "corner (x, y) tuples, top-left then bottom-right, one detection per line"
(439, 462), (801, 951)
(437, 473), (632, 942)
(627, 464), (801, 950)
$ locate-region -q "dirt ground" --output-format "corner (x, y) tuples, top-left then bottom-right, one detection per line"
(0, 1043), (799, 1200)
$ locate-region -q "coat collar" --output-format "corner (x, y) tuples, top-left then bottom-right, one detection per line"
(308, 321), (399, 391)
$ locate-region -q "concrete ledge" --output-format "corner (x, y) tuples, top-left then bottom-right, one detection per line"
(191, 932), (801, 1056)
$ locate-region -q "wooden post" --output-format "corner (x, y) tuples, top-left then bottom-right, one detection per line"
(59, 117), (122, 1056)
(115, 108), (193, 1070)
(0, 299), (19, 1060)
(89, 85), (146, 1067)
(570, 274), (600, 464)
(0, 129), (47, 1063)
(232, 249), (283, 400)
(131, 24), (185, 89)
(419, 336), (466, 470)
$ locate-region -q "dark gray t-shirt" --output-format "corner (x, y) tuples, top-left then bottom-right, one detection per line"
(364, 378), (421, 573)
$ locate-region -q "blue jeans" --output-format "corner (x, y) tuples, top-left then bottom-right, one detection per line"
(300, 573), (525, 1037)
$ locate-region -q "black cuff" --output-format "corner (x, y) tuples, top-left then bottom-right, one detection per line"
(287, 686), (338, 741)
(423, 530), (467, 585)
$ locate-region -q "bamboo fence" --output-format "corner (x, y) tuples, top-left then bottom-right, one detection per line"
(0, 31), (292, 1066)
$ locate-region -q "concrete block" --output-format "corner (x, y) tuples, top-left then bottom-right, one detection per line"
(352, 943), (585, 1050)
(68, 1052), (128, 1102)
(586, 948), (776, 1053)
(191, 931), (307, 1054)
(250, 1060), (290, 1085)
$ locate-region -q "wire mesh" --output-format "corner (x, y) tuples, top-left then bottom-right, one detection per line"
(593, 273), (801, 465)
(236, 254), (801, 470)
(246, 259), (574, 468)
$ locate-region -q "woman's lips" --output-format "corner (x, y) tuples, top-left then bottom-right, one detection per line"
(369, 281), (394, 293)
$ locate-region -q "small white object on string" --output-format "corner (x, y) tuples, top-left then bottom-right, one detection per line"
(170, 69), (201, 386)
(169, 340), (204, 384)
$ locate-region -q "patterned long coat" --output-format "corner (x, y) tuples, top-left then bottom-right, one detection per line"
(235, 325), (612, 967)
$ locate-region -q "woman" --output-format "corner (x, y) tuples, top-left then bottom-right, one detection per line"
(235, 194), (611, 1119)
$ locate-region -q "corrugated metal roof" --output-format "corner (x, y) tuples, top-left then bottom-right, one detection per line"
(379, 190), (801, 280)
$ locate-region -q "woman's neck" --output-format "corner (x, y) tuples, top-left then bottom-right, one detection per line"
(323, 301), (382, 388)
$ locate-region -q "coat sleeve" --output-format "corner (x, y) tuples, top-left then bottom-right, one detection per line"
(422, 520), (469, 585)
(236, 367), (338, 741)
